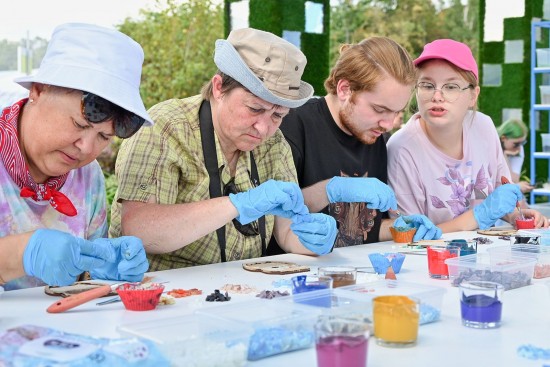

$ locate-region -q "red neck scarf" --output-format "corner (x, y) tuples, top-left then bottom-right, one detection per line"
(0, 99), (77, 216)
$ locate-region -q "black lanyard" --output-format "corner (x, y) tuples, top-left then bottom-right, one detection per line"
(199, 100), (266, 262)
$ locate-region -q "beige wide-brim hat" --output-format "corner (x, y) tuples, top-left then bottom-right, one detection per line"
(214, 28), (314, 109)
(15, 22), (153, 126)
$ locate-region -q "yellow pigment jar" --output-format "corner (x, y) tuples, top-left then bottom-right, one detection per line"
(372, 295), (419, 348)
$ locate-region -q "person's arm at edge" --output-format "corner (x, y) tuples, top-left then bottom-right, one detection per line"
(436, 210), (480, 233)
(120, 196), (239, 254)
(272, 216), (317, 256)
(301, 179), (331, 212)
(378, 218), (394, 242)
(0, 232), (32, 284)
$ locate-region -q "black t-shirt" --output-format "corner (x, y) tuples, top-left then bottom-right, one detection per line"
(267, 97), (388, 254)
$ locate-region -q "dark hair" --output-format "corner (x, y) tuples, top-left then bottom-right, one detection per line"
(201, 71), (245, 100)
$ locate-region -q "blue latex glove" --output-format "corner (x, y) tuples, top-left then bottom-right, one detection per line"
(229, 179), (309, 224)
(473, 184), (523, 229)
(395, 215), (442, 241)
(326, 177), (397, 212)
(90, 236), (149, 282)
(23, 229), (112, 286)
(290, 213), (337, 255)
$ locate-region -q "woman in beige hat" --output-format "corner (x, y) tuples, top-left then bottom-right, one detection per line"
(110, 28), (338, 271)
(0, 23), (151, 290)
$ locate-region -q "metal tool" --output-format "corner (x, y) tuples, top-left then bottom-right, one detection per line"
(47, 283), (125, 313)
(96, 296), (122, 306)
(389, 209), (402, 219)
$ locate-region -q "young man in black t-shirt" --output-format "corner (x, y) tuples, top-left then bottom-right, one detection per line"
(268, 37), (442, 254)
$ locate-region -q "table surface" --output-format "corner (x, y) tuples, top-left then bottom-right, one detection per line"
(1, 231), (549, 367)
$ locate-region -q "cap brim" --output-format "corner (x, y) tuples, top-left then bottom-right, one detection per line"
(414, 54), (477, 79)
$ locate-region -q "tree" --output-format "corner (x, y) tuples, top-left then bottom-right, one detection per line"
(329, 0), (478, 66)
(0, 37), (48, 71)
(118, 0), (224, 109)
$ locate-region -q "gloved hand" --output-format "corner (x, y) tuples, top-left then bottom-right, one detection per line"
(90, 236), (149, 282)
(326, 177), (397, 212)
(290, 213), (337, 255)
(395, 215), (442, 241)
(23, 229), (112, 286)
(229, 179), (309, 224)
(473, 184), (523, 229)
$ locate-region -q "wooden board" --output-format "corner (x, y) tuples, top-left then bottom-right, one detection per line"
(242, 261), (310, 275)
(44, 281), (117, 298)
(477, 228), (517, 236)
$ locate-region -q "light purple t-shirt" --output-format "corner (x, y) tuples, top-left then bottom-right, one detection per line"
(387, 110), (511, 225)
(1, 160), (107, 290)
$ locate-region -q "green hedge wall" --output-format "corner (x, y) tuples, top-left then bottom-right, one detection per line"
(224, 0), (329, 96)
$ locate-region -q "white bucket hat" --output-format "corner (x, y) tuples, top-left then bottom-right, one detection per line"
(15, 22), (153, 126)
(214, 28), (314, 109)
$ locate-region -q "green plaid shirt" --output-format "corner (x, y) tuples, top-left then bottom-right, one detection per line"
(109, 95), (298, 271)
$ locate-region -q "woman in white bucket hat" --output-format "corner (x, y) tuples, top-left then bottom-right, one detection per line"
(0, 23), (150, 290)
(110, 28), (337, 271)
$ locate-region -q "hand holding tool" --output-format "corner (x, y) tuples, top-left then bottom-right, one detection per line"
(90, 236), (149, 282)
(473, 182), (523, 229)
(326, 176), (397, 212)
(290, 213), (337, 255)
(24, 229), (112, 286)
(501, 176), (525, 220)
(394, 215), (442, 241)
(229, 179), (309, 224)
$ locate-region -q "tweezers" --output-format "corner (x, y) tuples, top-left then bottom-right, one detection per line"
(96, 296), (121, 306)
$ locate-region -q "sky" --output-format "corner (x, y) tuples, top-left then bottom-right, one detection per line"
(0, 0), (527, 43)
(1, 0), (155, 42)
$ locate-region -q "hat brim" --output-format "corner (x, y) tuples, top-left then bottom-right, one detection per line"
(14, 66), (153, 126)
(214, 39), (313, 109)
(414, 54), (478, 80)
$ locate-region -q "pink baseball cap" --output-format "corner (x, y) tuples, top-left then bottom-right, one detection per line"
(414, 39), (478, 80)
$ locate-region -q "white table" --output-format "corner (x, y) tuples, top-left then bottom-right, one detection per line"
(1, 231), (549, 367)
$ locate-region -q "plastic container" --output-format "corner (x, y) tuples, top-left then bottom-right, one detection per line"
(488, 244), (550, 279)
(196, 299), (320, 360)
(318, 266), (357, 288)
(445, 253), (536, 290)
(117, 314), (252, 366)
(540, 86), (550, 105)
(338, 280), (446, 325)
(536, 48), (550, 67)
(274, 288), (372, 321)
(518, 229), (550, 245)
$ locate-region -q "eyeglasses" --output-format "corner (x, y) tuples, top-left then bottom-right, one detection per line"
(223, 177), (260, 237)
(416, 82), (473, 103)
(513, 140), (527, 148)
(81, 92), (145, 139)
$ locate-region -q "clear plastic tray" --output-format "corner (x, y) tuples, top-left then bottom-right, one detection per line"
(196, 299), (320, 361)
(445, 252), (536, 290)
(273, 288), (371, 319)
(518, 229), (550, 245)
(117, 314), (251, 366)
(488, 244), (550, 279)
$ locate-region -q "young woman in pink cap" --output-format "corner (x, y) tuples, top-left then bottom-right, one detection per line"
(387, 39), (548, 231)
